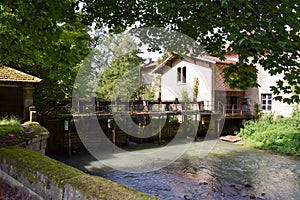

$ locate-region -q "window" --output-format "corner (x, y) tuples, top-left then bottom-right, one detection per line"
(177, 67), (181, 83)
(182, 67), (186, 83)
(226, 96), (238, 113)
(177, 66), (186, 84)
(227, 96), (238, 105)
(261, 94), (272, 111)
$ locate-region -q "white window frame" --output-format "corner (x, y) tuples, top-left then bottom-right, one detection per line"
(261, 93), (272, 111)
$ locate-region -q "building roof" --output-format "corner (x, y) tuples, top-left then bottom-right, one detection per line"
(201, 55), (237, 64)
(0, 65), (42, 83)
(141, 60), (158, 71)
(151, 54), (238, 73)
(151, 55), (177, 73)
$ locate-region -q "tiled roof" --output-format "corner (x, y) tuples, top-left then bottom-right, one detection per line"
(201, 55), (237, 64)
(0, 65), (42, 83)
(151, 54), (238, 73)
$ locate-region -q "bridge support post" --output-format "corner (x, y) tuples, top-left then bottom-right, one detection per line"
(158, 114), (161, 145)
(194, 112), (198, 141)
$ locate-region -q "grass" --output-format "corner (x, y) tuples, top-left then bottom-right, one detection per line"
(0, 117), (24, 137)
(238, 109), (300, 155)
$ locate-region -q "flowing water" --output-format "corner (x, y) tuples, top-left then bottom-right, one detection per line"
(54, 140), (300, 200)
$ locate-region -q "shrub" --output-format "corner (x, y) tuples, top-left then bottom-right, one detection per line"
(238, 110), (300, 155)
(169, 116), (179, 125)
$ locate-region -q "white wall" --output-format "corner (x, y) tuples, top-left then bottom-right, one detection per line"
(256, 65), (297, 116)
(244, 87), (259, 113)
(160, 59), (212, 102)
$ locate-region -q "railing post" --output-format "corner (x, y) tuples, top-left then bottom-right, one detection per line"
(77, 100), (80, 113)
(96, 100), (99, 112)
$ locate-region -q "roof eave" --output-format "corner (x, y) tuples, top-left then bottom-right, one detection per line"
(151, 55), (176, 73)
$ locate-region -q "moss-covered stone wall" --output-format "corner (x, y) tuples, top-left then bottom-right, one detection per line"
(0, 147), (157, 200)
(19, 122), (50, 154)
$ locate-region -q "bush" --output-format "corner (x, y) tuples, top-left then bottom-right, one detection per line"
(238, 110), (300, 155)
(0, 117), (24, 137)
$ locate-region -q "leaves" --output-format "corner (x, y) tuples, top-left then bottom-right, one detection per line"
(0, 0), (91, 110)
(1, 0), (299, 107)
(94, 34), (143, 101)
(79, 0), (300, 103)
(238, 110), (300, 155)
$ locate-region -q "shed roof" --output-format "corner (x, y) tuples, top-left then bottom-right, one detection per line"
(0, 65), (42, 83)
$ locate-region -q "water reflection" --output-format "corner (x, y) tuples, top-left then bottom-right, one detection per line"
(54, 140), (300, 199)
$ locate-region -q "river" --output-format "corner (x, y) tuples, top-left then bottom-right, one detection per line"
(53, 140), (300, 200)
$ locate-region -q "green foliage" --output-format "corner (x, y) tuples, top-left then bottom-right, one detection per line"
(0, 0), (91, 110)
(2, 0), (299, 113)
(139, 86), (155, 100)
(180, 88), (191, 102)
(238, 110), (300, 155)
(156, 53), (171, 64)
(80, 0), (300, 103)
(95, 34), (143, 101)
(0, 117), (23, 137)
(193, 77), (199, 101)
(169, 116), (179, 125)
(96, 52), (141, 100)
(253, 103), (262, 121)
(140, 74), (161, 101)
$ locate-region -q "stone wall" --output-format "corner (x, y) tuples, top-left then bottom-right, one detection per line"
(0, 147), (157, 200)
(18, 122), (50, 155)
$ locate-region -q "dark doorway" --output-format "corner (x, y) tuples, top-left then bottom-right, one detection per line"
(0, 86), (24, 118)
(226, 96), (238, 113)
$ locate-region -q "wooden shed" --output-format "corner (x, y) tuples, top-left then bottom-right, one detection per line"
(0, 65), (42, 119)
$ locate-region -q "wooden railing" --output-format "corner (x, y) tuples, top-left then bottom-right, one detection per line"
(73, 100), (217, 113)
(72, 99), (251, 116)
(217, 102), (251, 115)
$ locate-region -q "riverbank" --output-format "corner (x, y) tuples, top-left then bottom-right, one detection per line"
(0, 120), (49, 148)
(238, 110), (300, 156)
(0, 147), (157, 200)
(53, 140), (300, 199)
(0, 120), (48, 199)
(0, 120), (157, 200)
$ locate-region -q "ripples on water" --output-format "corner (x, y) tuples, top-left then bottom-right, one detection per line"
(55, 140), (300, 200)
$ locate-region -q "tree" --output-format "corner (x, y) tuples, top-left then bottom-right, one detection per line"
(95, 34), (143, 101)
(79, 0), (300, 103)
(0, 0), (91, 110)
(96, 51), (143, 101)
